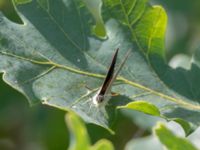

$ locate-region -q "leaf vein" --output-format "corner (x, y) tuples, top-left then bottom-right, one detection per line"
(1, 50), (200, 110)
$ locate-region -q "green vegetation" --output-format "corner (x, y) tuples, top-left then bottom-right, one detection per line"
(1, 0), (200, 149)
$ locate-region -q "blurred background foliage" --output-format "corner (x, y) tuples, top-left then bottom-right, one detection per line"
(153, 0), (200, 63)
(1, 0), (200, 150)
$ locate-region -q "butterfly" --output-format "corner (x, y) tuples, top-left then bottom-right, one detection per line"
(92, 48), (131, 107)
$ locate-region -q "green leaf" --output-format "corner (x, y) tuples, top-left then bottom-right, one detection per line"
(154, 123), (198, 150)
(0, 0), (23, 24)
(1, 0), (200, 132)
(119, 101), (194, 136)
(65, 111), (90, 150)
(172, 118), (194, 136)
(65, 111), (113, 150)
(118, 101), (160, 116)
(121, 102), (195, 136)
(82, 0), (106, 38)
(91, 139), (114, 150)
(103, 0), (166, 57)
(103, 0), (147, 26)
(125, 122), (200, 150)
(134, 5), (167, 57)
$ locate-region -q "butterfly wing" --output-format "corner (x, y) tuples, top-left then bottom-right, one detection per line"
(98, 48), (119, 96)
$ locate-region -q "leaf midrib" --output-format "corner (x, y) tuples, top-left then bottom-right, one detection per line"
(1, 50), (200, 111)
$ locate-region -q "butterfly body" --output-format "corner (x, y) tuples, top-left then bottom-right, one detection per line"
(92, 90), (111, 107)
